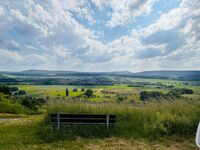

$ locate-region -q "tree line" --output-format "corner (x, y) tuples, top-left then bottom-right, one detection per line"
(140, 88), (193, 101)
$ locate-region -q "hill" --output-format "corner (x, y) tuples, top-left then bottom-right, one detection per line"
(0, 70), (200, 80)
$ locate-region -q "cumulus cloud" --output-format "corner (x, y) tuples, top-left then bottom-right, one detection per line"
(0, 0), (199, 71)
(104, 0), (158, 28)
(142, 29), (185, 54)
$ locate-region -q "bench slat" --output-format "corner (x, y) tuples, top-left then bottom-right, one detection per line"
(51, 118), (116, 123)
(50, 114), (115, 119)
(50, 114), (116, 130)
(51, 117), (116, 120)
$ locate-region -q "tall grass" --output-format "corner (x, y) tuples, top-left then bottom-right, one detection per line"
(40, 100), (200, 141)
(0, 94), (32, 114)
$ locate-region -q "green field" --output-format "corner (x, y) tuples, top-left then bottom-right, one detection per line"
(16, 79), (200, 102)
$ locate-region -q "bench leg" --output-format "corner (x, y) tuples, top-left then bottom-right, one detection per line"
(57, 114), (60, 130)
(106, 114), (109, 130)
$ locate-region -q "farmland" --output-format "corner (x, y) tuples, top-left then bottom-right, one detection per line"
(15, 78), (200, 102)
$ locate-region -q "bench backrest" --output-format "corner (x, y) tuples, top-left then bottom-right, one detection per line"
(50, 114), (116, 130)
(50, 114), (116, 124)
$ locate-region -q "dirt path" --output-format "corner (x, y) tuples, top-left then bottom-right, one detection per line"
(0, 118), (21, 123)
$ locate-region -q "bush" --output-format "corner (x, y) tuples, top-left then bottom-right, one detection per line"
(0, 86), (11, 95)
(140, 91), (182, 101)
(21, 97), (45, 111)
(0, 85), (26, 95)
(83, 89), (93, 98)
(117, 96), (124, 102)
(18, 90), (26, 95)
(9, 87), (19, 92)
(173, 88), (193, 94)
(166, 91), (182, 99)
(0, 94), (31, 114)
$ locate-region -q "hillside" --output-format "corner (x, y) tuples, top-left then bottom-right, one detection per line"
(0, 70), (200, 80)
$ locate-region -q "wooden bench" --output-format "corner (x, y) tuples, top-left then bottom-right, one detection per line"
(50, 114), (116, 130)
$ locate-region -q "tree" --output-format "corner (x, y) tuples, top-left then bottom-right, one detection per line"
(66, 88), (69, 96)
(172, 88), (193, 95)
(9, 87), (19, 92)
(117, 96), (124, 103)
(83, 89), (93, 98)
(0, 86), (11, 95)
(18, 90), (26, 95)
(21, 96), (45, 111)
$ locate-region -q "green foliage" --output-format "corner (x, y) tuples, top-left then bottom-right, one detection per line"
(173, 88), (193, 94)
(0, 94), (31, 114)
(140, 91), (182, 101)
(0, 85), (25, 95)
(0, 85), (11, 95)
(140, 88), (194, 101)
(18, 90), (26, 95)
(117, 95), (124, 103)
(9, 87), (19, 92)
(21, 97), (45, 111)
(83, 89), (93, 98)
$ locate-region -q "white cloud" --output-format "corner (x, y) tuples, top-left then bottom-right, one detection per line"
(0, 49), (23, 62)
(0, 5), (4, 16)
(0, 0), (199, 71)
(105, 0), (158, 28)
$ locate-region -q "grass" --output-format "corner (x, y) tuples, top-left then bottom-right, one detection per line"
(17, 85), (85, 97)
(0, 114), (198, 150)
(16, 82), (200, 102)
(0, 94), (32, 114)
(43, 100), (200, 140)
(0, 98), (200, 149)
(1, 82), (199, 149)
(0, 113), (27, 118)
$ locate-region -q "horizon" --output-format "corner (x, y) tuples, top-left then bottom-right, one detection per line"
(1, 69), (200, 74)
(0, 0), (199, 71)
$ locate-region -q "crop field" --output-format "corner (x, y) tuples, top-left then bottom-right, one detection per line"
(15, 78), (200, 102)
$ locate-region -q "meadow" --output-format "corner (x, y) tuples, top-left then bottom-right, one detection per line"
(0, 78), (200, 149)
(16, 78), (200, 102)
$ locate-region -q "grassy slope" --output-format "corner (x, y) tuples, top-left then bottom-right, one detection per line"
(45, 101), (200, 138)
(0, 114), (198, 150)
(0, 94), (32, 114)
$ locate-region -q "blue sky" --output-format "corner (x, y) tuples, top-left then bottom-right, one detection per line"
(0, 0), (199, 72)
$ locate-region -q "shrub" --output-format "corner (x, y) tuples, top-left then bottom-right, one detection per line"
(0, 86), (11, 95)
(140, 91), (182, 101)
(173, 88), (193, 94)
(18, 90), (26, 95)
(9, 87), (19, 92)
(0, 94), (31, 114)
(21, 97), (45, 111)
(117, 96), (124, 102)
(83, 89), (93, 98)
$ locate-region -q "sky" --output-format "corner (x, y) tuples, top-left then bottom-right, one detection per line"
(0, 0), (200, 72)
